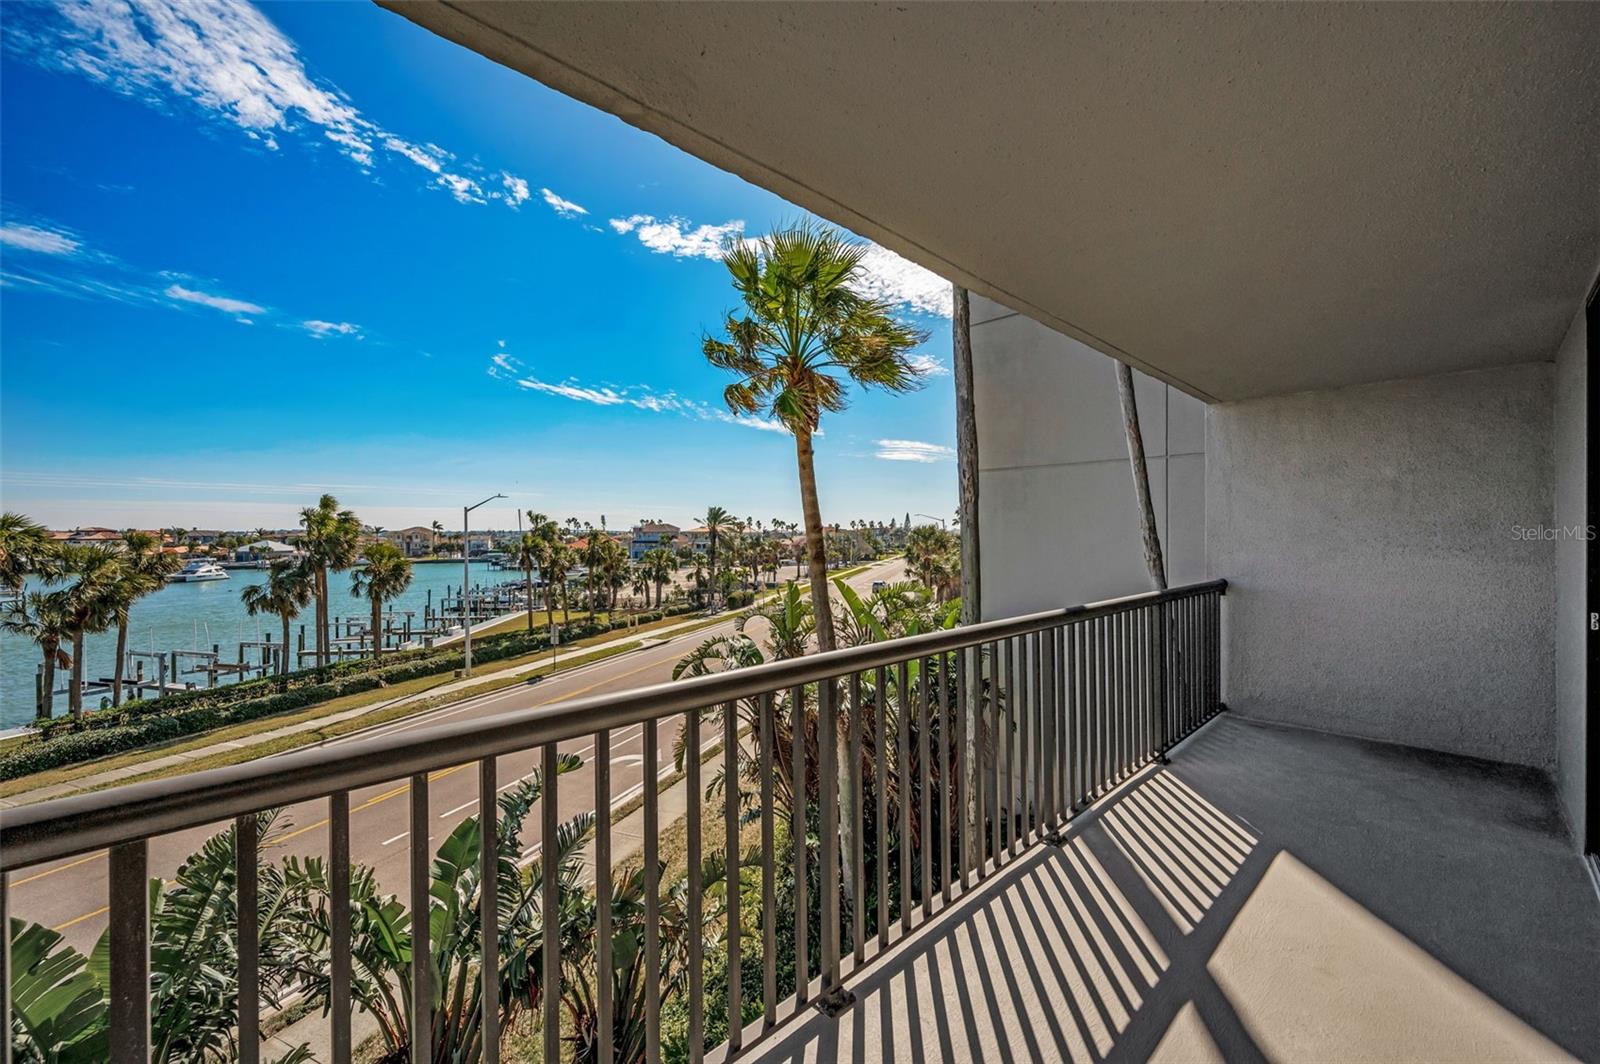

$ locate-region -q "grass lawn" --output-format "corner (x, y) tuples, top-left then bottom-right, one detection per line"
(0, 640), (643, 800)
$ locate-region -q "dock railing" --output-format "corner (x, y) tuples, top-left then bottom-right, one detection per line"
(0, 579), (1226, 1064)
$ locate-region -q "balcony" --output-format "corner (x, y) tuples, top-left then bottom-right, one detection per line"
(5, 579), (1594, 1063)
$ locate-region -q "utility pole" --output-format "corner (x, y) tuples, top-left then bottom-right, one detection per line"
(462, 493), (506, 677)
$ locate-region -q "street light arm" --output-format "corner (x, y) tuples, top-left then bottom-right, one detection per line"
(466, 492), (507, 514)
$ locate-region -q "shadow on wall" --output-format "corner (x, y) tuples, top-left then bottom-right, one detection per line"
(748, 717), (1592, 1063)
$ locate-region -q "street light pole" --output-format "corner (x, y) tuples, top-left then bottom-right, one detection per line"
(462, 493), (506, 677)
(913, 512), (948, 529)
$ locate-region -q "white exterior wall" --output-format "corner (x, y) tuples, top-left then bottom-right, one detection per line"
(969, 295), (1206, 619)
(1553, 300), (1589, 844)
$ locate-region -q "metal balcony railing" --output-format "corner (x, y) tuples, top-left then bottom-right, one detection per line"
(0, 579), (1225, 1064)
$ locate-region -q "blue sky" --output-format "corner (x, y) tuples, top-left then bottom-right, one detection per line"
(0, 0), (956, 534)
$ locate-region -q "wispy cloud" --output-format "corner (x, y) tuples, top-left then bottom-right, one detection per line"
(0, 223), (81, 255)
(609, 214), (745, 260)
(164, 283), (265, 318)
(907, 354), (949, 377)
(875, 439), (954, 463)
(488, 351), (791, 434)
(501, 174), (531, 207)
(3, 0), (532, 210)
(606, 213), (951, 316)
(540, 188), (587, 218)
(303, 319), (361, 339)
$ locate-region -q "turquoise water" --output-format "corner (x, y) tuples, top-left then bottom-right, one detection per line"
(0, 561), (515, 728)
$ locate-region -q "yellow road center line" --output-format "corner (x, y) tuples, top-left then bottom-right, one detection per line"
(52, 905), (108, 932)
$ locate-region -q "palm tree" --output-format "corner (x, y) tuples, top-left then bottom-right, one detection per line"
(544, 542), (575, 626)
(2, 590), (72, 719)
(430, 520), (445, 555)
(515, 531), (542, 632)
(641, 547), (676, 607)
(702, 506), (730, 609)
(905, 524), (961, 602)
(0, 511), (59, 593)
(299, 495), (361, 667)
(55, 544), (122, 716)
(703, 221), (927, 921)
(581, 528), (607, 614)
(109, 531), (181, 705)
(241, 561), (315, 676)
(525, 512), (562, 630)
(350, 543), (413, 660)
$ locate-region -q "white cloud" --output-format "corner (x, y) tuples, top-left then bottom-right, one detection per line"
(487, 351), (791, 434)
(501, 174), (531, 207)
(164, 283), (266, 316)
(609, 214), (744, 260)
(303, 319), (360, 338)
(907, 354), (949, 377)
(0, 224), (81, 255)
(7, 0), (523, 210)
(540, 188), (587, 218)
(607, 213), (950, 316)
(851, 244), (952, 317)
(875, 439), (955, 463)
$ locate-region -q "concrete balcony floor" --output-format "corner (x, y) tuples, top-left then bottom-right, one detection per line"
(743, 715), (1600, 1063)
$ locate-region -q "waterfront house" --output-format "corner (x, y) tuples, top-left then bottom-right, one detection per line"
(381, 525), (438, 558)
(4, 6), (1595, 1063)
(629, 521), (680, 560)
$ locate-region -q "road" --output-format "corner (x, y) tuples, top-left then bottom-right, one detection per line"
(9, 558), (905, 951)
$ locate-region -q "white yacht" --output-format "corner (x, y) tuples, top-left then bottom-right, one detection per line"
(169, 560), (230, 582)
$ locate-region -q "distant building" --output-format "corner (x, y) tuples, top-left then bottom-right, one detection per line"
(235, 540), (299, 562)
(682, 527), (712, 555)
(629, 521), (680, 560)
(382, 526), (438, 557)
(181, 529), (225, 546)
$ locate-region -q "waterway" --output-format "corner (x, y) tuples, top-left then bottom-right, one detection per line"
(0, 560), (517, 728)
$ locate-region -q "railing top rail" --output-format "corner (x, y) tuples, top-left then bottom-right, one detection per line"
(0, 579), (1224, 871)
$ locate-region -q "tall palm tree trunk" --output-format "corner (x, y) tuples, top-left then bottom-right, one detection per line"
(112, 619), (129, 707)
(371, 595), (383, 660)
(38, 645), (56, 720)
(525, 567), (535, 632)
(794, 428), (857, 914)
(280, 614), (292, 676)
(68, 631), (85, 717)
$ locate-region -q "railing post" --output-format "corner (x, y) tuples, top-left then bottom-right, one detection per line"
(541, 745), (560, 1064)
(480, 758), (501, 1064)
(236, 814), (260, 1064)
(816, 676), (853, 1014)
(2, 872), (11, 1064)
(108, 840), (149, 1064)
(1156, 600), (1171, 762)
(409, 774), (431, 1064)
(330, 792), (352, 1063)
(643, 720), (661, 1064)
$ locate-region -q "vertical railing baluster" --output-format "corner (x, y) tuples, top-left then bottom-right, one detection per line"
(1028, 631), (1041, 841)
(1045, 627), (1059, 832)
(1072, 622), (1084, 809)
(410, 774), (431, 1064)
(956, 646), (970, 890)
(918, 656), (933, 910)
(1118, 610), (1129, 779)
(896, 663), (911, 934)
(1024, 630), (1036, 844)
(592, 735), (610, 1064)
(819, 678), (842, 998)
(236, 814), (260, 1064)
(108, 840), (149, 1064)
(791, 684), (809, 1002)
(644, 720), (661, 1064)
(760, 690), (777, 1028)
(723, 701), (741, 1052)
(988, 642), (1001, 869)
(1101, 615), (1112, 790)
(330, 792), (352, 1064)
(687, 708), (704, 1063)
(849, 672), (864, 964)
(1, 871), (9, 1064)
(1004, 638), (1016, 858)
(481, 758), (502, 1064)
(540, 746), (560, 1064)
(874, 664), (889, 946)
(937, 653), (951, 906)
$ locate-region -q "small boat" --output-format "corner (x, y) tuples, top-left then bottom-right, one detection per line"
(169, 560), (230, 582)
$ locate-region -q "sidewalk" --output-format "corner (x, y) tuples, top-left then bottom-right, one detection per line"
(0, 608), (724, 808)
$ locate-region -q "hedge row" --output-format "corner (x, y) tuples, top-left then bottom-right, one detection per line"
(3, 603), (700, 782)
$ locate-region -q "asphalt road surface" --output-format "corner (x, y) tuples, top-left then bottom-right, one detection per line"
(9, 558), (906, 951)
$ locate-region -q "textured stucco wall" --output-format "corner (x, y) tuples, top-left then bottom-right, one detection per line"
(970, 295), (1205, 619)
(1208, 363), (1556, 769)
(1553, 305), (1588, 842)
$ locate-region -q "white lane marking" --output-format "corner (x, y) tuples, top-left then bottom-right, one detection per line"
(610, 754), (645, 767)
(382, 831), (408, 846)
